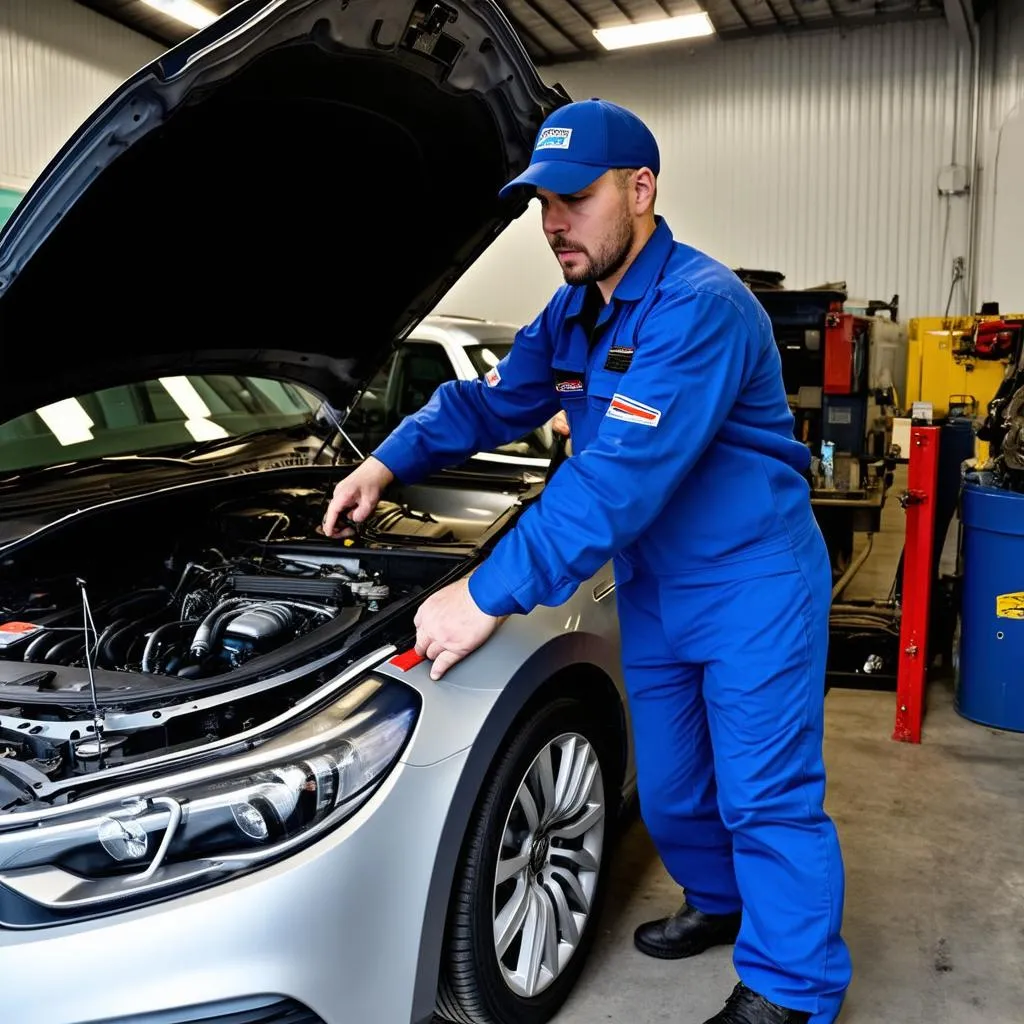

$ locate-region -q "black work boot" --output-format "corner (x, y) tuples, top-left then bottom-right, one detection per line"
(633, 900), (741, 959)
(702, 983), (811, 1024)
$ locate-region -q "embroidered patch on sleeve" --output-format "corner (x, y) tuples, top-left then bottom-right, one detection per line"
(606, 393), (662, 427)
(603, 346), (635, 372)
(485, 367), (501, 387)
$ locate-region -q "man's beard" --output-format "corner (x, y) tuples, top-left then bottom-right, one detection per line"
(551, 206), (634, 286)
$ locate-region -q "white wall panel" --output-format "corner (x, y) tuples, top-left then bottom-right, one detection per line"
(0, 0), (162, 191)
(0, 3), (1017, 324)
(438, 18), (975, 327)
(976, 0), (1024, 313)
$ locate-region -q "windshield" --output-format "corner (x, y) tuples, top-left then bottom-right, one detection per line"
(0, 374), (320, 474)
(458, 333), (555, 461)
(343, 328), (556, 464)
(463, 342), (513, 377)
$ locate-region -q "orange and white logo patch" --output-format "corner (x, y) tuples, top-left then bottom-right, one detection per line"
(485, 367), (501, 388)
(606, 393), (661, 427)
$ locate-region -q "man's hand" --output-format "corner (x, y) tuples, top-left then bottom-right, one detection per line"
(322, 456), (395, 538)
(414, 578), (506, 680)
(552, 410), (570, 437)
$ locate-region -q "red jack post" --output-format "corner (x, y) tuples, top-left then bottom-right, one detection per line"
(893, 426), (941, 743)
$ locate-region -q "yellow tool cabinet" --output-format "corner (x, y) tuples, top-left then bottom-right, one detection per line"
(905, 314), (1021, 461)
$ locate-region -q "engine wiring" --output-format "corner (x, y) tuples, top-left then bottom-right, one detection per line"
(0, 461), (509, 790)
(0, 488), (467, 685)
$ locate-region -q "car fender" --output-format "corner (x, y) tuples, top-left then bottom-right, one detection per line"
(378, 580), (629, 1024)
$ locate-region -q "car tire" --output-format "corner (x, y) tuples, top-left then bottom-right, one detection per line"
(436, 696), (619, 1024)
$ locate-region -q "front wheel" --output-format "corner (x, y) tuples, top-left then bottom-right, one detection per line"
(436, 697), (620, 1024)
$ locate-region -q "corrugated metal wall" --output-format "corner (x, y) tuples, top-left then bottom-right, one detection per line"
(440, 17), (977, 325)
(1, 2), (1020, 323)
(0, 0), (162, 193)
(976, 0), (1024, 312)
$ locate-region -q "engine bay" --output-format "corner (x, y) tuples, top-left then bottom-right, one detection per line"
(0, 467), (525, 793)
(0, 487), (461, 685)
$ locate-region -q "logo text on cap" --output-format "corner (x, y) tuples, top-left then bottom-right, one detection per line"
(536, 127), (573, 151)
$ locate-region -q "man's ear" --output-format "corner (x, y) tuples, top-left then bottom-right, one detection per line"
(634, 167), (657, 214)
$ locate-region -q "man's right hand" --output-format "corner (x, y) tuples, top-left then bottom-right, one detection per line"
(322, 456), (395, 539)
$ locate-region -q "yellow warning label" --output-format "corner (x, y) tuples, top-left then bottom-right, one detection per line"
(996, 592), (1024, 619)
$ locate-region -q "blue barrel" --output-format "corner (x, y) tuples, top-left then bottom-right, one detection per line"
(956, 482), (1024, 731)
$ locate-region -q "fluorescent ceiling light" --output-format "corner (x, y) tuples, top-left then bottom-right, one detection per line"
(183, 417), (230, 442)
(140, 0), (217, 30)
(594, 13), (715, 50)
(159, 376), (230, 441)
(160, 376), (213, 420)
(36, 398), (95, 447)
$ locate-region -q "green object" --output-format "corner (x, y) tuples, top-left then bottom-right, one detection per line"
(0, 186), (24, 230)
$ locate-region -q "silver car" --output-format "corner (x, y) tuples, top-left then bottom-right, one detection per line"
(0, 2), (635, 1023)
(348, 314), (561, 471)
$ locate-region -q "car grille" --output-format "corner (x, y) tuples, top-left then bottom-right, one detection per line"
(92, 997), (324, 1024)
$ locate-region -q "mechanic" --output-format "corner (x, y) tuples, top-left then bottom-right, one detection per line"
(322, 98), (851, 1024)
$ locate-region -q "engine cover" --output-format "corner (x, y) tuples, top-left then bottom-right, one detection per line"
(224, 604), (295, 644)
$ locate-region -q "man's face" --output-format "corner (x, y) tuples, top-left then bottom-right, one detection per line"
(537, 170), (635, 286)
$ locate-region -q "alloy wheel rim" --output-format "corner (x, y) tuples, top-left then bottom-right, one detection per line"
(492, 732), (605, 998)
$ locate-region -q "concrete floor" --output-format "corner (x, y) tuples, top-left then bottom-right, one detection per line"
(555, 681), (1024, 1023)
(554, 471), (1024, 1023)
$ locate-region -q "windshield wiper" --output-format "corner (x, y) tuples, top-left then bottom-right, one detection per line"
(0, 426), (318, 491)
(0, 454), (198, 490)
(173, 423), (318, 459)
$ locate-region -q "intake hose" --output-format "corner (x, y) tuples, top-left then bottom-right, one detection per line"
(94, 617), (130, 668)
(101, 620), (147, 669)
(43, 634), (87, 665)
(203, 607), (254, 659)
(190, 598), (251, 659)
(142, 619), (199, 674)
(23, 629), (58, 663)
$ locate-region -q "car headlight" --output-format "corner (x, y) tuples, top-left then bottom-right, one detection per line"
(0, 675), (418, 925)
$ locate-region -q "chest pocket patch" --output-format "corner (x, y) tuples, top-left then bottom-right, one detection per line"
(604, 346), (635, 373)
(554, 369), (585, 395)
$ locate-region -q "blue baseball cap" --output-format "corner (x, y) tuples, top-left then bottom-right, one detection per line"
(499, 98), (660, 200)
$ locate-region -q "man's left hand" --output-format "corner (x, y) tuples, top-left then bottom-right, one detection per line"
(414, 578), (506, 680)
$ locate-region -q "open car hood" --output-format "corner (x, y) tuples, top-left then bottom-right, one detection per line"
(0, 0), (565, 422)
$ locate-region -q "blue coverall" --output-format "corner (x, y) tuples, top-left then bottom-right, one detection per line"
(373, 216), (852, 1022)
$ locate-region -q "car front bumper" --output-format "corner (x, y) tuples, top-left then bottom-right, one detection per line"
(0, 748), (469, 1024)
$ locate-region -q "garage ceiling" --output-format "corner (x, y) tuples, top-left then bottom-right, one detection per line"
(73, 0), (958, 65)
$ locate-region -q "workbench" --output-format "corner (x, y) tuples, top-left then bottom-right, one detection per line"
(811, 485), (886, 534)
(811, 478), (899, 694)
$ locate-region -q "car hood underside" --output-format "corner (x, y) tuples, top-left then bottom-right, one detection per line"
(0, 0), (564, 419)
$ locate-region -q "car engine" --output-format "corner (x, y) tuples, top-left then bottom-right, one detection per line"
(2, 547), (379, 680)
(0, 468), (522, 795)
(0, 483), (466, 685)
